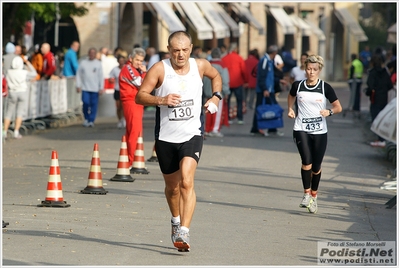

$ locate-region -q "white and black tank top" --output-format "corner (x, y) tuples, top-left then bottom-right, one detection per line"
(290, 79), (338, 134)
(154, 58), (203, 143)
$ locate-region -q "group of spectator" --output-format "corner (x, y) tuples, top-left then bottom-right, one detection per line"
(5, 38), (395, 149)
(1, 40), (133, 137)
(3, 42), (58, 82)
(362, 45), (396, 147)
(198, 42), (397, 146)
(2, 41), (62, 139)
(196, 43), (297, 138)
(344, 44), (396, 148)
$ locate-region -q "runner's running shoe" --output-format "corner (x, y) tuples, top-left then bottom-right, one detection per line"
(174, 229), (190, 252)
(307, 197), (318, 213)
(299, 193), (312, 208)
(171, 221), (180, 244)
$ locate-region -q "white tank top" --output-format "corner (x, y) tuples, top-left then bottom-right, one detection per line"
(293, 79), (328, 134)
(154, 58), (203, 143)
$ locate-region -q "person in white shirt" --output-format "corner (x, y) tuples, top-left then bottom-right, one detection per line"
(136, 31), (222, 252)
(287, 55), (342, 214)
(147, 53), (160, 70)
(108, 55), (126, 128)
(290, 53), (308, 83)
(76, 47), (104, 127)
(274, 53), (284, 71)
(102, 50), (118, 90)
(3, 56), (37, 139)
(144, 47), (156, 67)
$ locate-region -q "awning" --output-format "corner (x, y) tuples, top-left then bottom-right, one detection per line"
(196, 2), (230, 39)
(334, 8), (368, 42)
(387, 23), (396, 43)
(268, 7), (296, 35)
(231, 3), (265, 35)
(289, 14), (312, 36)
(211, 2), (240, 38)
(175, 2), (214, 40)
(145, 3), (186, 33)
(304, 19), (326, 41)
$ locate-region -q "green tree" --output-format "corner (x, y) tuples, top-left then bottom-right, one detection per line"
(372, 2), (397, 29)
(2, 2), (89, 46)
(359, 3), (397, 52)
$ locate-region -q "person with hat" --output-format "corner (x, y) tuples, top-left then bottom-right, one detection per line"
(3, 55), (37, 139)
(3, 42), (17, 75)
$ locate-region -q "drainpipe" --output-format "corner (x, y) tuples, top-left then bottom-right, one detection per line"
(114, 3), (120, 48)
(247, 3), (251, 57)
(296, 3), (301, 63)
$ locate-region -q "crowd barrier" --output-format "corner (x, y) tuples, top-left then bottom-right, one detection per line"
(3, 77), (82, 134)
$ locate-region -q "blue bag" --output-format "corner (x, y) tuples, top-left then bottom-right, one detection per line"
(256, 97), (284, 129)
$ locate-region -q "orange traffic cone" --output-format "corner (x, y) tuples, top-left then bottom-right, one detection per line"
(81, 143), (108, 194)
(38, 151), (70, 207)
(130, 132), (149, 174)
(110, 135), (135, 182)
(147, 142), (158, 162)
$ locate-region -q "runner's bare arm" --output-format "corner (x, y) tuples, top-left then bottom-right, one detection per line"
(287, 94), (296, 118)
(330, 99), (342, 114)
(198, 58), (222, 94)
(320, 99), (342, 117)
(198, 59), (222, 112)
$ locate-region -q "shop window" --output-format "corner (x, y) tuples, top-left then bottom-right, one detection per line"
(302, 36), (310, 53)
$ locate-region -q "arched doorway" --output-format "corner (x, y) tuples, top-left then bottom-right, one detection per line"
(33, 16), (79, 54)
(119, 3), (135, 51)
(119, 3), (144, 52)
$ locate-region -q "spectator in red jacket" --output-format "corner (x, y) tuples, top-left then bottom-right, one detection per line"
(222, 42), (248, 124)
(119, 47), (147, 168)
(40, 43), (56, 80)
(245, 48), (259, 109)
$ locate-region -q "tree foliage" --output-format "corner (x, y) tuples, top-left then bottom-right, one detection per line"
(359, 3), (397, 52)
(371, 3), (397, 29)
(2, 2), (89, 45)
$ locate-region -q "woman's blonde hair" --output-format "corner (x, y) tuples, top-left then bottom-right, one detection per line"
(305, 55), (324, 69)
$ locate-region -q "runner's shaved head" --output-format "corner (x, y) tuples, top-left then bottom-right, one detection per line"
(168, 31), (192, 46)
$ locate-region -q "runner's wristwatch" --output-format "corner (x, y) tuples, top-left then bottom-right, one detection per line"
(212, 92), (222, 100)
(328, 109), (334, 116)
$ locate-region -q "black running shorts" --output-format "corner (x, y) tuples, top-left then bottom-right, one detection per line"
(155, 135), (203, 174)
(113, 90), (120, 101)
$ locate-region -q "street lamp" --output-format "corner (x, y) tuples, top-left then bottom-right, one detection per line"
(54, 3), (60, 47)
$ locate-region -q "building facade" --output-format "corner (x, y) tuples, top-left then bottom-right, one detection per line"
(70, 2), (368, 81)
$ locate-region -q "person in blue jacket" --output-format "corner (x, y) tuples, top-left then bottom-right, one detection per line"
(63, 41), (80, 77)
(250, 45), (284, 136)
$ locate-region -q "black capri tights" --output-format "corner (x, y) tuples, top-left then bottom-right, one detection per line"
(293, 131), (327, 172)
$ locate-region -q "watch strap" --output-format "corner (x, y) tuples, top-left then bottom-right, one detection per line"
(212, 92), (222, 100)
